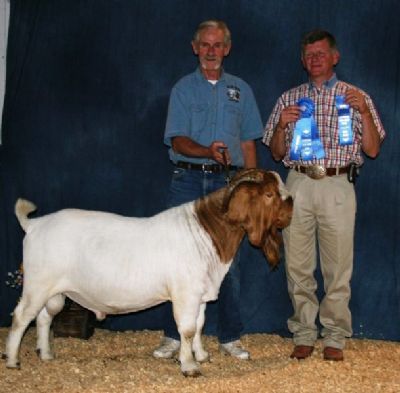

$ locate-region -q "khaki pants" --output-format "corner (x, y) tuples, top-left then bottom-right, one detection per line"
(283, 169), (356, 349)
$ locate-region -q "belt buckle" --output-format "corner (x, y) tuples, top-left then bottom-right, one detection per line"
(305, 165), (326, 180)
(202, 163), (213, 174)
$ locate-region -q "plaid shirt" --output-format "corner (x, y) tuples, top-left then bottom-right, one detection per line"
(263, 75), (385, 167)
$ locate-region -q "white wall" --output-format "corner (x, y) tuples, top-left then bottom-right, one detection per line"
(0, 0), (10, 144)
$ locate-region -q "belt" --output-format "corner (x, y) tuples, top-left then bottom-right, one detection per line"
(176, 161), (240, 173)
(293, 165), (350, 180)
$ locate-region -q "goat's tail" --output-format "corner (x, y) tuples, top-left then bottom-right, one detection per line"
(15, 198), (37, 232)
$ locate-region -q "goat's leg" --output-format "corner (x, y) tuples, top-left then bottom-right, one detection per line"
(179, 334), (200, 377)
(192, 303), (209, 363)
(5, 295), (46, 368)
(36, 294), (65, 361)
(173, 297), (202, 377)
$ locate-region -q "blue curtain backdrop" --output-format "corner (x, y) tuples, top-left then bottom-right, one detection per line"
(1, 0), (399, 341)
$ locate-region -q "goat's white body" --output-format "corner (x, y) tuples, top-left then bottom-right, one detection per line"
(22, 203), (228, 314)
(6, 201), (231, 376)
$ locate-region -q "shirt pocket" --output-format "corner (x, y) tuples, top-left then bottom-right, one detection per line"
(223, 104), (241, 137)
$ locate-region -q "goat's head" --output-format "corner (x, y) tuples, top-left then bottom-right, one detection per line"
(223, 169), (293, 268)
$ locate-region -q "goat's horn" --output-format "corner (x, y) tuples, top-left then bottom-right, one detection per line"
(222, 169), (266, 212)
(227, 169), (266, 191)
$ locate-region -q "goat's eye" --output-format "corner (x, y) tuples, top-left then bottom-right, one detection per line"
(265, 192), (273, 198)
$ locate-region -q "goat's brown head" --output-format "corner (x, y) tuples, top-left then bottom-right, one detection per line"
(223, 169), (293, 268)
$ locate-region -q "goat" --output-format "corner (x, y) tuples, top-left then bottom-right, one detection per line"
(4, 169), (292, 376)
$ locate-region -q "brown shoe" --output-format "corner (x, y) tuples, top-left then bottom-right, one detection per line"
(290, 345), (314, 360)
(323, 346), (344, 361)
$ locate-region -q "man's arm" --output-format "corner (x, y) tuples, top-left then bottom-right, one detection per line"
(269, 125), (287, 161)
(269, 105), (301, 161)
(240, 140), (257, 168)
(171, 136), (230, 165)
(345, 88), (381, 158)
(360, 111), (381, 158)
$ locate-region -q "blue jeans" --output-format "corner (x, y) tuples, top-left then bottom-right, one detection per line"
(163, 167), (243, 343)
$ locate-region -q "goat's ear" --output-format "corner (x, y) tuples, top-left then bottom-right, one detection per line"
(224, 186), (253, 224)
(262, 227), (282, 269)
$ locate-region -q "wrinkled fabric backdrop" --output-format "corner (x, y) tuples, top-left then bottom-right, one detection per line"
(1, 0), (399, 341)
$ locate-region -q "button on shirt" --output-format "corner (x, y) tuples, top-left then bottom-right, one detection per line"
(164, 68), (263, 167)
(263, 74), (386, 167)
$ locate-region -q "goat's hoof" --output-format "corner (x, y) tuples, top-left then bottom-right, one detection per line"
(196, 354), (210, 363)
(1, 353), (7, 360)
(194, 350), (210, 363)
(6, 361), (20, 369)
(182, 369), (202, 378)
(36, 349), (54, 361)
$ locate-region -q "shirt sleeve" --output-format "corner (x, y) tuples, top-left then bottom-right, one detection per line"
(163, 86), (190, 147)
(262, 96), (285, 146)
(364, 93), (386, 141)
(240, 85), (263, 141)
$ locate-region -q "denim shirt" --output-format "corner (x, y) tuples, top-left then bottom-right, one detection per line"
(164, 68), (263, 167)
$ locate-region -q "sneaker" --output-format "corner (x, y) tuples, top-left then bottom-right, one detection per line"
(152, 337), (180, 359)
(219, 340), (250, 360)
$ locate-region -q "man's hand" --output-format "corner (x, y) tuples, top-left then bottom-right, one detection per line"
(278, 105), (301, 129)
(209, 141), (231, 165)
(345, 89), (368, 114)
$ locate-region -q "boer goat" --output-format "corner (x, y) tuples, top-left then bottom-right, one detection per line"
(4, 169), (292, 376)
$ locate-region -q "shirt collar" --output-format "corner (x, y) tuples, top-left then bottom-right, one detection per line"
(195, 67), (226, 83)
(308, 73), (338, 91)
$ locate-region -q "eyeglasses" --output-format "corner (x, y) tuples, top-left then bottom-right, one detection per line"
(304, 51), (329, 60)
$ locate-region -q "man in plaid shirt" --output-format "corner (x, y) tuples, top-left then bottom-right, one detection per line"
(263, 29), (385, 361)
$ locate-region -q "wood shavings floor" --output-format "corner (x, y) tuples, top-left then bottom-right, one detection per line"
(1, 328), (400, 392)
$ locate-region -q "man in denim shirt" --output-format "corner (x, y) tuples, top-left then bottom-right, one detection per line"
(153, 20), (263, 360)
